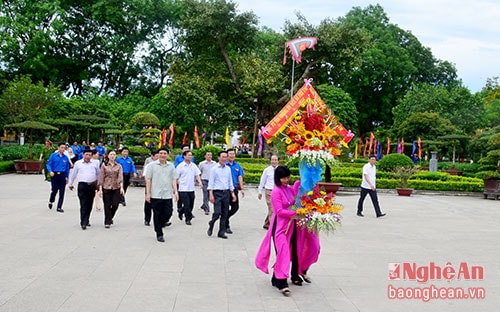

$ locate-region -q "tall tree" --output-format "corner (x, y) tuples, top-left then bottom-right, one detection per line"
(337, 4), (459, 136)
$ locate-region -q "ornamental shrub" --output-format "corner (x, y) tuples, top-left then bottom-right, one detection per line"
(377, 154), (414, 172)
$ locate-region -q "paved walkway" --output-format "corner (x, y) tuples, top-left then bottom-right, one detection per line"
(0, 173), (498, 312)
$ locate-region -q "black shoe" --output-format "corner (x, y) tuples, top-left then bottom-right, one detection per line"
(157, 236), (165, 242)
(226, 228), (233, 234)
(207, 221), (214, 236)
(87, 223), (91, 227)
(163, 222), (172, 227)
(263, 225), (269, 230)
(357, 212), (364, 217)
(48, 202), (53, 209)
(57, 208), (64, 213)
(204, 211), (209, 215)
(144, 221), (150, 226)
(178, 212), (183, 221)
(280, 288), (291, 296)
(122, 201), (126, 206)
(218, 234), (228, 239)
(377, 213), (386, 218)
(185, 220), (192, 225)
(301, 274), (312, 283)
(81, 225), (86, 230)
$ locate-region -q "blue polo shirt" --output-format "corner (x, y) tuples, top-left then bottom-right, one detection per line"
(46, 152), (71, 178)
(174, 154), (195, 167)
(116, 156), (137, 174)
(226, 161), (244, 188)
(96, 145), (106, 156)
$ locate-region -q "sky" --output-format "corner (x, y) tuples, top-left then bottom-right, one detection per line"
(235, 0), (500, 93)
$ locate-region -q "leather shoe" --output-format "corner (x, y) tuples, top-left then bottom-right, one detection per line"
(226, 228), (233, 234)
(178, 212), (183, 220)
(218, 234), (228, 239)
(357, 212), (364, 217)
(185, 220), (192, 225)
(157, 236), (165, 242)
(48, 202), (53, 209)
(57, 208), (64, 213)
(377, 213), (386, 218)
(207, 221), (214, 236)
(163, 222), (172, 227)
(144, 221), (150, 226)
(81, 225), (86, 230)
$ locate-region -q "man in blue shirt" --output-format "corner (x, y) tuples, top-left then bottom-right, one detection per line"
(116, 147), (137, 206)
(225, 148), (245, 234)
(46, 142), (71, 212)
(96, 141), (106, 164)
(207, 150), (237, 239)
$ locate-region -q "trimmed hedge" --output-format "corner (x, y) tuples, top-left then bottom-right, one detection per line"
(0, 161), (15, 172)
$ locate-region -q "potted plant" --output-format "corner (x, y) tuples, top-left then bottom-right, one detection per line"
(394, 166), (418, 196)
(1, 76), (61, 173)
(317, 164), (343, 194)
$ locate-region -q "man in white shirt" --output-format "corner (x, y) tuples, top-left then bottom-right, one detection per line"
(69, 148), (101, 229)
(357, 155), (386, 218)
(143, 150), (159, 226)
(258, 154), (279, 229)
(198, 151), (217, 215)
(175, 150), (202, 225)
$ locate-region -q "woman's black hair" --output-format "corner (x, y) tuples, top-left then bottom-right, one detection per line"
(274, 165), (291, 186)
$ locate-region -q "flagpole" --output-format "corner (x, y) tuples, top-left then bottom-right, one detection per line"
(290, 59), (295, 99)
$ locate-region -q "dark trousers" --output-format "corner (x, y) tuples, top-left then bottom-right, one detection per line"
(210, 190), (230, 236)
(178, 191), (195, 222)
(201, 179), (210, 212)
(120, 173), (131, 203)
(78, 182), (97, 226)
(49, 173), (66, 209)
(357, 187), (382, 216)
(144, 200), (152, 223)
(151, 198), (173, 237)
(226, 188), (239, 229)
(102, 188), (120, 225)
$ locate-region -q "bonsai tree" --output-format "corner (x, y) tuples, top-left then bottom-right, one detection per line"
(394, 165), (418, 189)
(1, 76), (61, 159)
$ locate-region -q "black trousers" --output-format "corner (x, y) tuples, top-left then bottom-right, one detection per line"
(210, 190), (230, 236)
(78, 181), (97, 226)
(151, 198), (173, 237)
(226, 188), (239, 229)
(357, 187), (382, 216)
(120, 173), (131, 203)
(49, 173), (66, 209)
(102, 188), (120, 225)
(178, 191), (195, 222)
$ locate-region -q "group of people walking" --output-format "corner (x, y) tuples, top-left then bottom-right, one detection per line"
(45, 142), (247, 244)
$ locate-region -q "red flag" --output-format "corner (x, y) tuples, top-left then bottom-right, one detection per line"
(368, 132), (375, 154)
(401, 138), (405, 154)
(418, 137), (422, 159)
(358, 138), (363, 155)
(161, 128), (167, 147)
(169, 123), (174, 147)
(242, 134), (247, 145)
(182, 132), (188, 144)
(194, 126), (200, 149)
(374, 140), (377, 155)
(363, 138), (368, 157)
(386, 138), (391, 155)
(283, 37), (317, 64)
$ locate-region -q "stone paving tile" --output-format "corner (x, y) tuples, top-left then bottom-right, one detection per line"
(0, 173), (499, 311)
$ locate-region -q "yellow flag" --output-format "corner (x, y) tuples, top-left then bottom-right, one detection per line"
(225, 127), (230, 148)
(354, 143), (358, 159)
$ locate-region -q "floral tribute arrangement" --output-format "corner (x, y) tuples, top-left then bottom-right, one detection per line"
(262, 79), (353, 234)
(295, 184), (343, 233)
(283, 99), (344, 168)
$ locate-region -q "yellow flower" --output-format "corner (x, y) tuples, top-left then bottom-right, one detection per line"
(285, 137), (292, 144)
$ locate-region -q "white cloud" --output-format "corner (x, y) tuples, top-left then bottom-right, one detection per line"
(235, 0), (500, 92)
